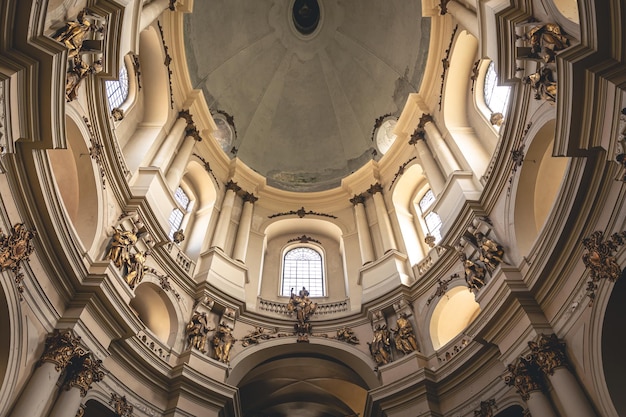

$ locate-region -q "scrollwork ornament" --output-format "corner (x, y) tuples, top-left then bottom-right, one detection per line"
(38, 329), (83, 371)
(528, 333), (568, 375)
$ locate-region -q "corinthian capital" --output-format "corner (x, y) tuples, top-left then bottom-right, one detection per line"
(38, 329), (83, 371)
(504, 357), (545, 400)
(64, 353), (105, 396)
(528, 333), (569, 375)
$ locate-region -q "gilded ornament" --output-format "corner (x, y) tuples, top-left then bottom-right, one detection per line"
(528, 333), (568, 375)
(186, 311), (211, 353)
(391, 313), (418, 354)
(504, 357), (545, 400)
(110, 393), (134, 417)
(474, 399), (496, 417)
(335, 327), (359, 345)
(38, 329), (83, 371)
(212, 322), (235, 363)
(288, 287), (317, 342)
(368, 324), (392, 366)
(64, 353), (105, 396)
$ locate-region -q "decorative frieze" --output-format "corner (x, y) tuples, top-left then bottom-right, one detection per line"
(83, 116), (106, 188)
(268, 206), (337, 219)
(438, 25), (458, 110)
(582, 230), (626, 304)
(0, 223), (37, 295)
(388, 156), (417, 190)
(241, 327), (278, 347)
(287, 235), (321, 245)
(192, 153), (220, 189)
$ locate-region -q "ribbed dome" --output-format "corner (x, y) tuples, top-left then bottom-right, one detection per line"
(184, 0), (429, 191)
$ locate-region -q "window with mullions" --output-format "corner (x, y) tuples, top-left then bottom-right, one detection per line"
(281, 247), (325, 297)
(483, 62), (511, 117)
(105, 64), (129, 111)
(419, 189), (442, 244)
(168, 186), (190, 239)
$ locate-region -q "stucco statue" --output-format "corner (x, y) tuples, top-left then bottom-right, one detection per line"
(51, 10), (93, 58)
(288, 287), (318, 342)
(212, 322), (235, 363)
(105, 228), (137, 268)
(475, 232), (505, 272)
(186, 311), (210, 353)
(65, 56), (102, 102)
(391, 313), (418, 354)
(524, 23), (569, 62)
(125, 250), (148, 289)
(336, 327), (360, 345)
(368, 324), (392, 366)
(523, 66), (557, 103)
(460, 253), (486, 292)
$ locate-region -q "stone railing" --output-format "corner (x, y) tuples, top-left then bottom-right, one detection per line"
(415, 245), (447, 276)
(258, 297), (350, 318)
(165, 242), (195, 275)
(137, 329), (171, 362)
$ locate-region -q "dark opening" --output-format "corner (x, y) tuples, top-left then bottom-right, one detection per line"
(292, 0), (320, 35)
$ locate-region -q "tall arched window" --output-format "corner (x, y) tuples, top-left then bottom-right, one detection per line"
(168, 186), (190, 239)
(281, 247), (325, 297)
(418, 189), (442, 244)
(483, 62), (511, 119)
(105, 64), (129, 111)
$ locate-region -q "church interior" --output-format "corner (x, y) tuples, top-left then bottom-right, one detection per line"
(0, 0), (625, 416)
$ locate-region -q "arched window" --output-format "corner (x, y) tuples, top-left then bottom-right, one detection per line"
(168, 186), (190, 239)
(105, 64), (129, 111)
(281, 246), (325, 297)
(418, 189), (442, 244)
(483, 62), (511, 119)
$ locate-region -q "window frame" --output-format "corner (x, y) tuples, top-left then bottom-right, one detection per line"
(415, 188), (443, 245)
(168, 184), (195, 241)
(474, 59), (511, 131)
(279, 243), (327, 298)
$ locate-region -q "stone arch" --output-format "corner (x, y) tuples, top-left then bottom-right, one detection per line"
(0, 272), (22, 417)
(129, 280), (181, 348)
(391, 163), (428, 266)
(48, 112), (103, 253)
(82, 398), (118, 417)
(512, 116), (569, 256)
(226, 338), (379, 417)
(427, 284), (480, 350)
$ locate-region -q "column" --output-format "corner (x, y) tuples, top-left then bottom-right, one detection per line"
(232, 192), (257, 262)
(409, 130), (446, 195)
(419, 114), (461, 176)
(530, 334), (598, 417)
(211, 181), (241, 251)
(8, 329), (82, 417)
(367, 183), (398, 253)
(151, 113), (188, 168)
(446, 1), (479, 38)
(505, 358), (558, 417)
(165, 116), (202, 190)
(48, 353), (105, 417)
(140, 0), (171, 32)
(350, 194), (375, 265)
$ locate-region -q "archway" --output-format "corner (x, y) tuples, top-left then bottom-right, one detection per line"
(130, 281), (179, 347)
(429, 285), (481, 350)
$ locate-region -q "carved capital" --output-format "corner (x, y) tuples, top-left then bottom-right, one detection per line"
(408, 128), (425, 145)
(418, 113), (434, 128)
(242, 192), (258, 204)
(225, 180), (241, 193)
(38, 329), (83, 371)
(504, 358), (545, 400)
(528, 333), (568, 375)
(64, 353), (105, 396)
(349, 194), (366, 206)
(367, 183), (383, 195)
(178, 109), (193, 124)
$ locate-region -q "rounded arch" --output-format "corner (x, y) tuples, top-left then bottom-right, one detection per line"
(443, 30), (479, 128)
(512, 117), (569, 256)
(0, 272), (22, 417)
(137, 26), (169, 125)
(48, 112), (103, 252)
(391, 163), (428, 266)
(129, 280), (181, 347)
(428, 284), (481, 350)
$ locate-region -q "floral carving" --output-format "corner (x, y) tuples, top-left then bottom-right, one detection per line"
(0, 223), (37, 295)
(582, 230), (626, 304)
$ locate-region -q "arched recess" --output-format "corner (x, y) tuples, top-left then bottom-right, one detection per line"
(442, 30), (491, 177)
(122, 26), (170, 172)
(177, 160), (217, 259)
(513, 118), (569, 256)
(429, 285), (481, 350)
(391, 163), (428, 266)
(0, 273), (21, 417)
(83, 398), (117, 417)
(48, 114), (102, 252)
(129, 281), (181, 348)
(259, 218), (347, 302)
(601, 268), (626, 416)
(494, 404), (525, 416)
(227, 339), (379, 417)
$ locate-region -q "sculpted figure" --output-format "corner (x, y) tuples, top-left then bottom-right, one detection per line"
(105, 228), (137, 268)
(212, 322), (235, 363)
(475, 232), (505, 272)
(51, 10), (93, 58)
(125, 251), (148, 289)
(186, 311), (210, 352)
(368, 324), (392, 366)
(525, 23), (569, 62)
(336, 327), (359, 345)
(460, 253), (486, 292)
(392, 313), (418, 354)
(524, 66), (557, 102)
(288, 286), (318, 341)
(65, 56), (103, 101)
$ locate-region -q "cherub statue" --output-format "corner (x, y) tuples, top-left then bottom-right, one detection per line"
(336, 327), (360, 345)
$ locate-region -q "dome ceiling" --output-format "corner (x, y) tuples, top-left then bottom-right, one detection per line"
(184, 0), (430, 191)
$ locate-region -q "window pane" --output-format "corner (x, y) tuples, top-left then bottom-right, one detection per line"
(281, 247), (324, 297)
(419, 189), (436, 212)
(168, 208), (184, 239)
(483, 62), (511, 116)
(424, 211), (443, 243)
(174, 187), (190, 209)
(105, 65), (129, 111)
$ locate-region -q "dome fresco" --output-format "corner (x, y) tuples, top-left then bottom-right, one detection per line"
(184, 0), (429, 191)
